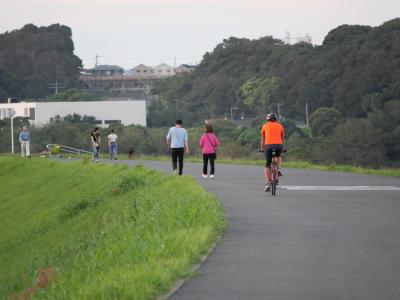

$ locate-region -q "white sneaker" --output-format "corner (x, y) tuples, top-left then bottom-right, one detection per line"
(172, 169), (178, 175)
(202, 174), (208, 179)
(209, 175), (215, 179)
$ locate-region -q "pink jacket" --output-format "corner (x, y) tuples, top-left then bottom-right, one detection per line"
(199, 133), (220, 154)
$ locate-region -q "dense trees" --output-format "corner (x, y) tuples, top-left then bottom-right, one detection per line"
(0, 24), (82, 102)
(148, 18), (400, 167)
(151, 19), (400, 123)
(1, 20), (399, 167)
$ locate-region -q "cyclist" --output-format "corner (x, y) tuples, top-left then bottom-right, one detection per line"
(260, 113), (285, 192)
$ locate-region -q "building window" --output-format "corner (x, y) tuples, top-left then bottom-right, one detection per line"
(136, 70), (141, 73)
(94, 120), (102, 125)
(24, 108), (29, 116)
(143, 70), (147, 73)
(29, 108), (35, 120)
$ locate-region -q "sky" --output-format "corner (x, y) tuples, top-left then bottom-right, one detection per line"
(1, 0), (399, 70)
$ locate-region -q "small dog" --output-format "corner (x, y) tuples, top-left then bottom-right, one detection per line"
(128, 146), (135, 160)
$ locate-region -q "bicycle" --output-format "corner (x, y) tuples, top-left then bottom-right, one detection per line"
(260, 148), (285, 196)
(269, 151), (279, 196)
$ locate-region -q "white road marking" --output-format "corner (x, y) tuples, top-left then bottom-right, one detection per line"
(280, 186), (400, 191)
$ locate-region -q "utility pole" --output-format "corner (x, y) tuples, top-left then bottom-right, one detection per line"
(277, 103), (281, 119)
(8, 98), (14, 155)
(95, 54), (100, 67)
(305, 102), (309, 127)
(175, 99), (179, 119)
(48, 66), (64, 94)
(285, 31), (291, 45)
(55, 65), (58, 94)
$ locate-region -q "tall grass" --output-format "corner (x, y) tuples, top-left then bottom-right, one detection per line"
(0, 157), (225, 300)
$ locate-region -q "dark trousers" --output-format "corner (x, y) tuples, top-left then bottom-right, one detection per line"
(203, 153), (215, 175)
(171, 148), (185, 175)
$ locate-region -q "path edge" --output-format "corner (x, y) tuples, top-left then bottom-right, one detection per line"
(157, 233), (223, 300)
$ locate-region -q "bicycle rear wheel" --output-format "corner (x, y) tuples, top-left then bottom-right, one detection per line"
(271, 182), (276, 196)
(270, 161), (278, 196)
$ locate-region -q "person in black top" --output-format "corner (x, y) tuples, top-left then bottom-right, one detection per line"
(90, 127), (100, 162)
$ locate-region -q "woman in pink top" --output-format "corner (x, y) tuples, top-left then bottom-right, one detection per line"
(199, 124), (220, 179)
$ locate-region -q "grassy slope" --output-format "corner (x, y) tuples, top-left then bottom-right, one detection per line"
(0, 157), (225, 300)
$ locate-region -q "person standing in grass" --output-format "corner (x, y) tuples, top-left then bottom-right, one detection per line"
(90, 127), (100, 162)
(166, 120), (189, 175)
(199, 123), (220, 179)
(108, 129), (118, 160)
(19, 125), (31, 158)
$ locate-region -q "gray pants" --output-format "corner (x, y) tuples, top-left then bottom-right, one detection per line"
(21, 141), (30, 157)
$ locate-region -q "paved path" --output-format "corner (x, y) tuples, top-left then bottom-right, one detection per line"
(118, 160), (400, 300)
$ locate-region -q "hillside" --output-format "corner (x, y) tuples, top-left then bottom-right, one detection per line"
(0, 157), (224, 299)
(148, 19), (400, 167)
(151, 18), (400, 125)
(0, 24), (82, 101)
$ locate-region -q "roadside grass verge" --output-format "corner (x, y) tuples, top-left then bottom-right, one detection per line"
(0, 157), (225, 300)
(129, 155), (400, 177)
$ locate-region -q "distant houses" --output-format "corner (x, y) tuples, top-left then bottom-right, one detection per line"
(130, 64), (153, 77)
(175, 64), (197, 74)
(85, 62), (196, 79)
(152, 63), (175, 78)
(87, 65), (125, 77)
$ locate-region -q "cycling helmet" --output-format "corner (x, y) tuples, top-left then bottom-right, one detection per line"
(266, 113), (278, 121)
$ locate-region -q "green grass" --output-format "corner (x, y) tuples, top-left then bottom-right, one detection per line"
(0, 157), (225, 300)
(282, 161), (400, 177)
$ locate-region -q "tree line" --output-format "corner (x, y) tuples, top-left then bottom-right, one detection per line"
(0, 20), (399, 167)
(148, 18), (400, 167)
(151, 18), (400, 124)
(0, 116), (262, 159)
(0, 24), (82, 102)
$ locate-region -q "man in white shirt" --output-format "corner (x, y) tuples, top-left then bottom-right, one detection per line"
(166, 120), (189, 175)
(108, 129), (118, 160)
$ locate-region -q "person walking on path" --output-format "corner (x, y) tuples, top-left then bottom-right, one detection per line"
(199, 123), (220, 179)
(90, 127), (101, 162)
(108, 129), (118, 160)
(19, 125), (31, 158)
(166, 120), (189, 175)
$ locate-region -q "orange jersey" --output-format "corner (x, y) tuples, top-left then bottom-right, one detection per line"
(261, 122), (284, 145)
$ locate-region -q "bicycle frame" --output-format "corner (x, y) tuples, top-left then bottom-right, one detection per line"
(270, 154), (279, 196)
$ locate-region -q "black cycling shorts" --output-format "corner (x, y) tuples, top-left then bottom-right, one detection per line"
(264, 144), (283, 168)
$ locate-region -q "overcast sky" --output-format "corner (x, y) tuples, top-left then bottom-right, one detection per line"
(1, 0), (399, 69)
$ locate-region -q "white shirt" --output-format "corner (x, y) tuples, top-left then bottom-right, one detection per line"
(166, 127), (188, 148)
(108, 133), (118, 143)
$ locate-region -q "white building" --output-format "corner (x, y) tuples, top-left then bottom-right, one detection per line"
(0, 100), (146, 127)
